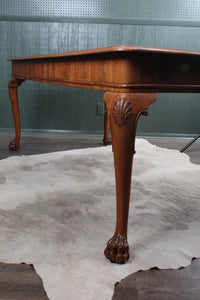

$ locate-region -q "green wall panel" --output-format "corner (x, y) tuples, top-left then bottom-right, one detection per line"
(1, 0), (200, 136)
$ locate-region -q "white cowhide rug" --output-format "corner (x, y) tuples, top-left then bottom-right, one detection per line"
(0, 139), (200, 300)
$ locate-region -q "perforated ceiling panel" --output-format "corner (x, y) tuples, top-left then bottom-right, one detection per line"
(0, 0), (115, 17)
(1, 0), (200, 21)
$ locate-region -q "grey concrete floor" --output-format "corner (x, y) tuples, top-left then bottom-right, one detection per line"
(0, 131), (199, 164)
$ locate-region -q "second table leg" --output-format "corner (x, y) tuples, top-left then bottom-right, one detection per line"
(8, 77), (25, 151)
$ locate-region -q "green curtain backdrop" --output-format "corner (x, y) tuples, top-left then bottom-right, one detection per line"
(1, 0), (200, 136)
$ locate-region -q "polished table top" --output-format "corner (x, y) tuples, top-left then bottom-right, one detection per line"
(8, 45), (200, 93)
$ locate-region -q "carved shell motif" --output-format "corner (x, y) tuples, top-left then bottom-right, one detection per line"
(112, 98), (133, 127)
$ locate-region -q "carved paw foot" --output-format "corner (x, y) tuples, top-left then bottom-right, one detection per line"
(9, 140), (19, 151)
(103, 137), (112, 145)
(104, 233), (130, 264)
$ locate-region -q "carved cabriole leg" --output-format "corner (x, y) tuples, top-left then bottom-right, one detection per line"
(103, 100), (112, 145)
(8, 77), (25, 151)
(104, 92), (157, 264)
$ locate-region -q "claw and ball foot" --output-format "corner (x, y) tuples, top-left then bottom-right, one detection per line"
(9, 139), (20, 151)
(104, 233), (130, 264)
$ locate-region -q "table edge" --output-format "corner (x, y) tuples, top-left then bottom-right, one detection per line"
(7, 45), (200, 61)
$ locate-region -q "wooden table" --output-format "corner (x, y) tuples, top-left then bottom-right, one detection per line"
(8, 46), (200, 264)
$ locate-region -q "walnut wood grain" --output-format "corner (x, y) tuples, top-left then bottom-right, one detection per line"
(103, 98), (112, 145)
(7, 45), (200, 263)
(8, 45), (200, 93)
(104, 92), (156, 263)
(8, 78), (25, 151)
